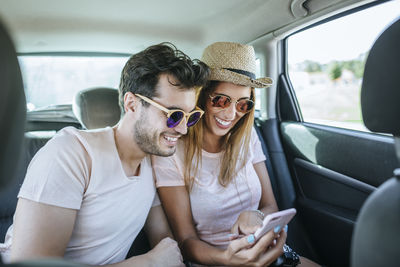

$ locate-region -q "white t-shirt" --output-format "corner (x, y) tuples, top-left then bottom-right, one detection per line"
(152, 128), (266, 249)
(0, 127), (158, 265)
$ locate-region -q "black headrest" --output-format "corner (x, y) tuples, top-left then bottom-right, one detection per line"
(72, 87), (121, 129)
(0, 20), (26, 188)
(361, 18), (400, 136)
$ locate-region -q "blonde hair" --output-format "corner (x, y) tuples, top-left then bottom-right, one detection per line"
(184, 81), (255, 190)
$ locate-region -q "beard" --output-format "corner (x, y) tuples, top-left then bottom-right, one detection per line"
(133, 109), (176, 157)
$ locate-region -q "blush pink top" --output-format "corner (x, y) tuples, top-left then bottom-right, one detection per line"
(152, 128), (266, 248)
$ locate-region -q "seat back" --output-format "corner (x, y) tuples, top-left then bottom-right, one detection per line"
(0, 20), (26, 189)
(0, 18), (27, 248)
(72, 87), (121, 129)
(351, 18), (400, 267)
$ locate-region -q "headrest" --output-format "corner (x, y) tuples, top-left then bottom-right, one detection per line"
(72, 87), (121, 129)
(0, 20), (26, 188)
(361, 18), (400, 136)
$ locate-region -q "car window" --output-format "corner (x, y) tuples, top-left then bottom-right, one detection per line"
(287, 1), (400, 132)
(19, 55), (129, 111)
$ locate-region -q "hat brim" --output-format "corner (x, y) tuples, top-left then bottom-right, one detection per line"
(210, 68), (272, 88)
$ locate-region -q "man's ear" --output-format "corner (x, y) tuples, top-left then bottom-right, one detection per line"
(123, 92), (138, 113)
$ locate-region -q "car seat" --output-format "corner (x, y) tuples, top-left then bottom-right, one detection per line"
(351, 18), (400, 267)
(0, 20), (26, 190)
(73, 87), (121, 129)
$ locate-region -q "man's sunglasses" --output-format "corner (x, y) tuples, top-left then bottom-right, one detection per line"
(135, 94), (204, 128)
(209, 94), (254, 113)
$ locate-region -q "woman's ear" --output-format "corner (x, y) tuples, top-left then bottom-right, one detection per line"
(123, 92), (137, 113)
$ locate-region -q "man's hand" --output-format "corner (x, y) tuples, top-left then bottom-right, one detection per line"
(145, 237), (185, 267)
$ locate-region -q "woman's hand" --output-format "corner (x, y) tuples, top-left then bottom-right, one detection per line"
(223, 229), (287, 266)
(231, 210), (264, 236)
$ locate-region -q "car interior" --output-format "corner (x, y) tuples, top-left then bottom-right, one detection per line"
(0, 0), (399, 266)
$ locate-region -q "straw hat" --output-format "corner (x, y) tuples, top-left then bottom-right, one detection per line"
(201, 42), (272, 88)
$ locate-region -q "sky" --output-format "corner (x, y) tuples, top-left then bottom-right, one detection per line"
(288, 0), (400, 65)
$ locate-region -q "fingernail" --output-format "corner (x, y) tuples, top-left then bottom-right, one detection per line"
(247, 234), (255, 244)
(274, 225), (281, 233)
(284, 225), (288, 233)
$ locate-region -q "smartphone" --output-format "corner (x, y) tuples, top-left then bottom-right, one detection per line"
(254, 208), (296, 240)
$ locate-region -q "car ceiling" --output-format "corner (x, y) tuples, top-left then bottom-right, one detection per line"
(0, 0), (374, 58)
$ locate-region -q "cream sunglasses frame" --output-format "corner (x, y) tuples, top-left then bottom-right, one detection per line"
(135, 94), (204, 128)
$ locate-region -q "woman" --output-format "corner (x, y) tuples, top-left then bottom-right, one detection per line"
(152, 42), (317, 266)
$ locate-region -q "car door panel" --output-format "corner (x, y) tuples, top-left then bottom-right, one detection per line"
(277, 121), (397, 266)
(281, 122), (397, 186)
(293, 158), (375, 211)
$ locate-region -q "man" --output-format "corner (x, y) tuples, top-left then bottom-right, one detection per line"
(0, 43), (210, 266)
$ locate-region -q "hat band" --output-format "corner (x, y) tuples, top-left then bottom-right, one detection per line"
(224, 68), (255, 80)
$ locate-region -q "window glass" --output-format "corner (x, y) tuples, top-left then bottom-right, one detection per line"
(19, 55), (129, 111)
(287, 1), (400, 131)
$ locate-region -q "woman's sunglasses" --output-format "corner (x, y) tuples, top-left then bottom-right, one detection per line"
(135, 94), (204, 128)
(209, 94), (254, 113)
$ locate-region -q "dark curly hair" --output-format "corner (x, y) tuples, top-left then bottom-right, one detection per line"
(119, 42), (210, 111)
